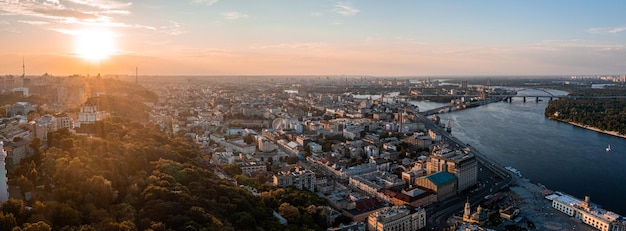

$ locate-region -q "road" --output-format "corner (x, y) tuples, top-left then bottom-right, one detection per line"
(417, 113), (511, 230)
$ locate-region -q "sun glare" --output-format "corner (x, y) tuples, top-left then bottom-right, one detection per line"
(74, 29), (117, 62)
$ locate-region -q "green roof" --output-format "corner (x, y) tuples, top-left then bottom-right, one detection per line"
(426, 171), (457, 186)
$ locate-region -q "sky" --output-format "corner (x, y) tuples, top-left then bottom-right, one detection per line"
(1, 0), (626, 76)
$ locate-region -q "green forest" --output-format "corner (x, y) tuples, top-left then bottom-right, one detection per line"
(545, 97), (626, 135)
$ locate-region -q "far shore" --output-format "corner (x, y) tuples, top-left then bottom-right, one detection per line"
(562, 120), (626, 139)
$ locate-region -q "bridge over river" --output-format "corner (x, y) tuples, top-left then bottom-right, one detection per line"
(414, 88), (626, 116)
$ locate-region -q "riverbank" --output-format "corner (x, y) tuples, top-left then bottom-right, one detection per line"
(563, 120), (626, 139)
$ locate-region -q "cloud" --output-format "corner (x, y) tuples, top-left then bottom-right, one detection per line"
(0, 0), (179, 38)
(223, 11), (248, 20)
(0, 0), (131, 22)
(159, 21), (187, 35)
(250, 42), (329, 50)
(64, 0), (133, 10)
(587, 26), (626, 34)
(333, 2), (359, 16)
(192, 0), (219, 7)
(18, 20), (50, 25)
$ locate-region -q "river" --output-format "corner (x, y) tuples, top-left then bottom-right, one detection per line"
(425, 89), (626, 215)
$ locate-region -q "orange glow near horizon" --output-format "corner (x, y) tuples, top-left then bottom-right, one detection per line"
(74, 29), (117, 63)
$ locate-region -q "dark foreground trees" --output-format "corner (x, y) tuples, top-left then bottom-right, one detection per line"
(7, 120), (290, 230)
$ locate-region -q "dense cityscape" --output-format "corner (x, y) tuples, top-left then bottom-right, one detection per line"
(0, 74), (624, 230)
(2, 1), (626, 230)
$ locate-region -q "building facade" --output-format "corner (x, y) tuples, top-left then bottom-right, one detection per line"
(426, 149), (477, 192)
(550, 193), (626, 231)
(77, 99), (110, 127)
(367, 205), (426, 231)
(273, 167), (316, 192)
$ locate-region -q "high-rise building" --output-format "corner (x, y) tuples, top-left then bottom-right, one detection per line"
(0, 142), (9, 202)
(426, 148), (477, 192)
(460, 80), (468, 89)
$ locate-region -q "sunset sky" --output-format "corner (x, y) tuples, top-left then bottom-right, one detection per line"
(1, 0), (626, 76)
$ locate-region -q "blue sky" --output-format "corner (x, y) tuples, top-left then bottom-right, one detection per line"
(1, 0), (625, 76)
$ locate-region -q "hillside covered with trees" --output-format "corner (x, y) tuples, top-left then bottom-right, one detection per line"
(7, 121), (289, 230)
(544, 87), (626, 135)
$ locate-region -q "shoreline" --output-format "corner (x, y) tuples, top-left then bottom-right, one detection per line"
(560, 120), (626, 139)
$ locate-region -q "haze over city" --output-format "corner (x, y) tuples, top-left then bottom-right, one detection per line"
(1, 0), (626, 76)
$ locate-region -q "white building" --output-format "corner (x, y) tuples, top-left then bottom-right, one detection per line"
(258, 136), (278, 152)
(5, 102), (37, 117)
(367, 205), (426, 231)
(55, 114), (73, 129)
(0, 142), (9, 202)
(224, 139), (256, 154)
(76, 99), (109, 127)
(550, 193), (626, 231)
(273, 167), (316, 192)
(211, 152), (235, 165)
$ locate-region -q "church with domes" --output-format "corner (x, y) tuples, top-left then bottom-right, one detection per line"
(463, 199), (488, 225)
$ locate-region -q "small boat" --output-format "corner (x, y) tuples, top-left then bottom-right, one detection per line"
(606, 144), (611, 152)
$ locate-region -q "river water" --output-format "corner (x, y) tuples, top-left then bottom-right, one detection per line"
(414, 89), (626, 215)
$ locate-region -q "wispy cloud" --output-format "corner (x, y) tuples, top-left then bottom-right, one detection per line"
(192, 0), (219, 7)
(65, 0), (132, 10)
(250, 42), (329, 50)
(159, 21), (187, 35)
(333, 2), (359, 16)
(0, 0), (180, 37)
(18, 20), (50, 25)
(223, 11), (248, 20)
(587, 26), (626, 34)
(0, 0), (131, 23)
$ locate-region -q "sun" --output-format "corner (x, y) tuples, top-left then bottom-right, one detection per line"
(74, 29), (117, 62)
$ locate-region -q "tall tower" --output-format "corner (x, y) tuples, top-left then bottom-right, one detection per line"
(463, 198), (471, 220)
(22, 57), (25, 78)
(135, 67), (138, 84)
(0, 142), (9, 202)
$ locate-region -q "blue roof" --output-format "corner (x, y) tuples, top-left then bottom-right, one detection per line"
(426, 171), (457, 186)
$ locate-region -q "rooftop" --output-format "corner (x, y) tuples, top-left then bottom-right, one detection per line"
(426, 171), (457, 186)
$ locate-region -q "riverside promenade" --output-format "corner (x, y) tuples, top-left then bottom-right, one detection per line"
(507, 175), (593, 231)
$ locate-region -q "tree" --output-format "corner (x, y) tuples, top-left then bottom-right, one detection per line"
(29, 137), (42, 162)
(278, 203), (299, 223)
(243, 134), (255, 145)
(83, 175), (114, 208)
(1, 199), (27, 224)
(21, 221), (52, 231)
(0, 212), (17, 231)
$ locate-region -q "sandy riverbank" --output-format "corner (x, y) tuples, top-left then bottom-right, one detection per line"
(564, 121), (626, 139)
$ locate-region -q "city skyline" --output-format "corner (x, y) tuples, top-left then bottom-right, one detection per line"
(1, 1), (626, 76)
